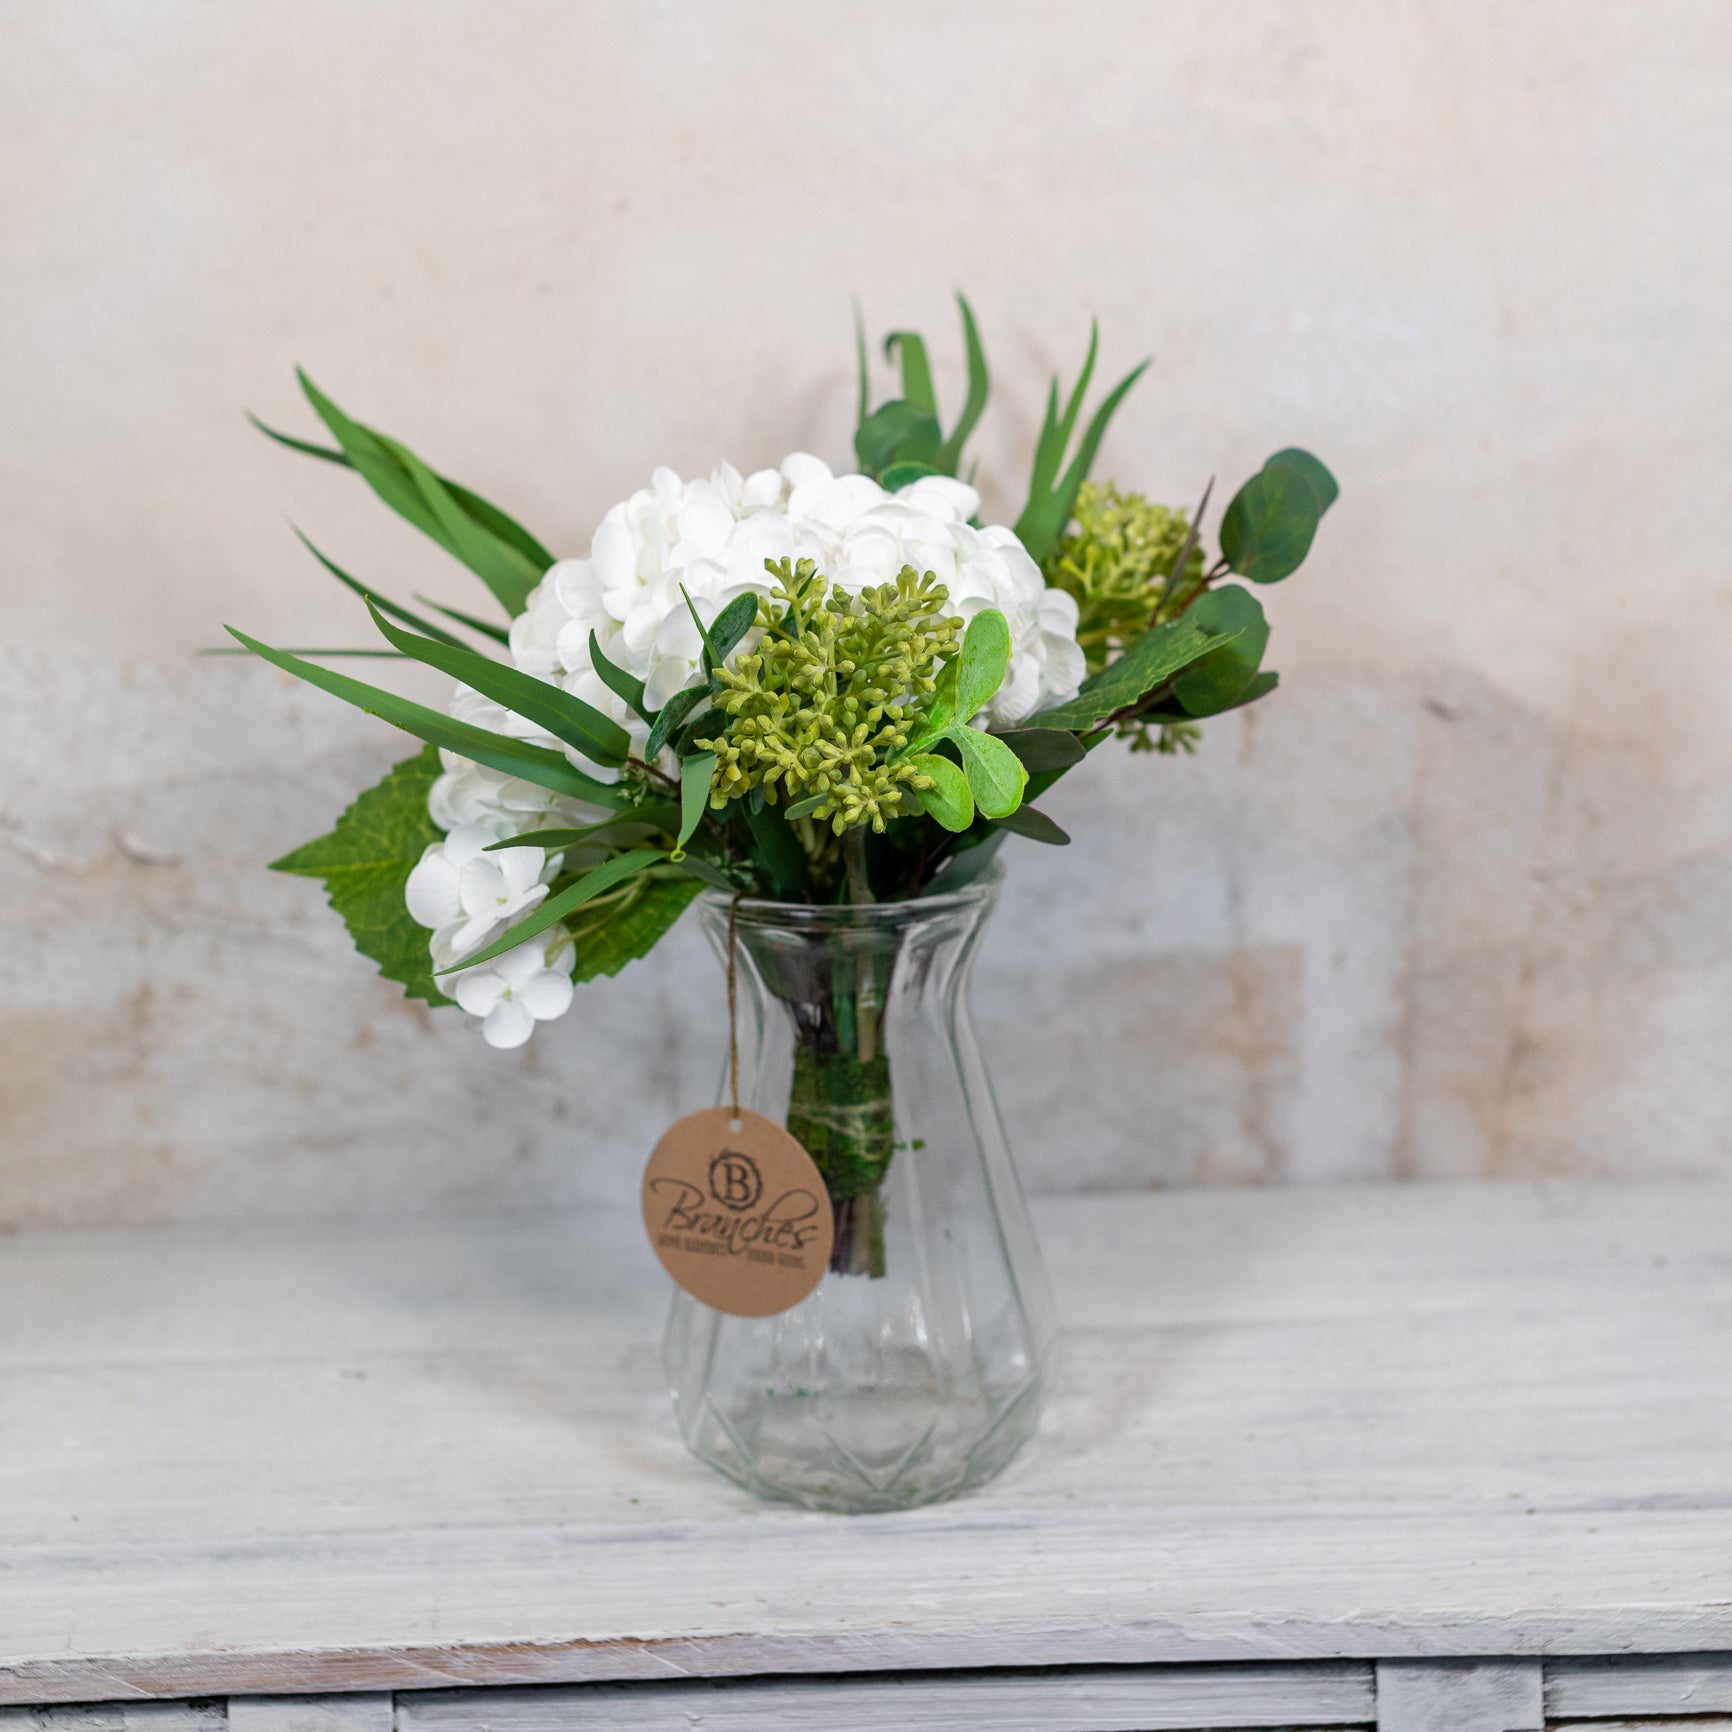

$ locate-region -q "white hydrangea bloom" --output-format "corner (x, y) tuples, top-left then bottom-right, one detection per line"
(405, 824), (557, 970)
(451, 932), (577, 1050)
(424, 453), (1088, 1045)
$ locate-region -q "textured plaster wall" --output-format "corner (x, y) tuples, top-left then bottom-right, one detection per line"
(2, 1), (1730, 1227)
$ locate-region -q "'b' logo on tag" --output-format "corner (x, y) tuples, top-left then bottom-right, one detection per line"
(709, 1150), (762, 1211)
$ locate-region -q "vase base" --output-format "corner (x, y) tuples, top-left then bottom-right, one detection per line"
(676, 1374), (1046, 1514)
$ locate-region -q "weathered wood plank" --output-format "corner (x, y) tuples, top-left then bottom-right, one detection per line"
(0, 1708), (223, 1732)
(228, 1699), (389, 1732)
(397, 1664), (1375, 1731)
(0, 1184), (1728, 1702)
(1376, 1658), (1541, 1729)
(1546, 1652), (1732, 1717)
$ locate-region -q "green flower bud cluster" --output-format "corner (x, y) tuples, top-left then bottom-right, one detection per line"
(696, 557), (963, 834)
(1044, 481), (1206, 674)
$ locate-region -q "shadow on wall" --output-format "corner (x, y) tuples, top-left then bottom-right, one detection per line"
(0, 647), (1729, 1230)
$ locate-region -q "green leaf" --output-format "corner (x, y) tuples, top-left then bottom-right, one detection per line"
(879, 461), (938, 492)
(955, 608), (1012, 722)
(292, 529), (471, 648)
(935, 293), (989, 474)
(1171, 585), (1269, 717)
(677, 752), (717, 850)
(708, 591), (762, 666)
(414, 595), (511, 646)
(441, 848), (669, 973)
(853, 298), (871, 427)
(644, 685), (707, 759)
(1219, 463), (1321, 584)
(1264, 447), (1339, 514)
(1033, 604), (1246, 732)
(379, 433), (543, 616)
(226, 626), (633, 807)
(884, 331), (937, 415)
(259, 396), (554, 574)
(588, 630), (650, 721)
(744, 801), (808, 897)
(928, 828), (1004, 890)
(998, 728), (1087, 772)
(855, 400), (942, 478)
(952, 726), (1027, 819)
(992, 804), (1069, 845)
(781, 791), (826, 821)
(487, 805), (681, 851)
(912, 753), (974, 831)
(365, 602), (632, 767)
(270, 746), (450, 1005)
(674, 854), (736, 892)
(1142, 669), (1279, 724)
(567, 876), (701, 983)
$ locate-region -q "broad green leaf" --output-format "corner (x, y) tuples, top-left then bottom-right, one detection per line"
(1171, 585), (1269, 716)
(441, 848), (668, 973)
(952, 726), (1027, 819)
(880, 461), (938, 492)
(588, 630), (650, 721)
(993, 805), (1069, 845)
(884, 331), (937, 415)
(1219, 463), (1321, 584)
(270, 746), (450, 1005)
(225, 626), (632, 807)
(415, 595), (510, 646)
(1142, 669), (1280, 724)
(998, 727), (1087, 772)
(488, 804), (681, 851)
(567, 875), (701, 983)
(381, 434), (542, 616)
(912, 753), (973, 831)
(928, 828), (1004, 891)
(955, 608), (1012, 722)
(292, 529), (469, 649)
(855, 399), (942, 477)
(708, 591), (762, 665)
(366, 603), (631, 767)
(935, 293), (989, 474)
(745, 801), (808, 897)
(1265, 447), (1339, 514)
(644, 685), (706, 759)
(677, 752), (717, 850)
(1033, 604), (1245, 732)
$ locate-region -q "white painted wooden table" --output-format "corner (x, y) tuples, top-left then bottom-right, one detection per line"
(3, 1180), (1731, 1730)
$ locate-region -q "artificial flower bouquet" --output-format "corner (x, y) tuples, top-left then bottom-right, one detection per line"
(235, 298), (1335, 1280)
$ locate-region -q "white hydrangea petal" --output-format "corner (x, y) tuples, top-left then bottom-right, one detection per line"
(452, 967), (506, 1017)
(517, 968), (575, 1021)
(482, 998), (537, 1049)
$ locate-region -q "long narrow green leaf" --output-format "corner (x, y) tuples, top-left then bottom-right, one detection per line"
(439, 849), (669, 973)
(1042, 358), (1152, 549)
(292, 528), (471, 649)
(677, 752), (717, 850)
(247, 413), (347, 466)
(1051, 319), (1099, 477)
(381, 435), (541, 617)
(645, 686), (706, 759)
(588, 630), (650, 721)
(884, 331), (937, 415)
(488, 805), (681, 852)
(260, 396), (555, 574)
(297, 371), (451, 550)
(1024, 380), (1064, 510)
(992, 805), (1070, 845)
(935, 294), (989, 474)
(853, 298), (871, 428)
(416, 595), (511, 646)
(224, 626), (631, 806)
(365, 604), (632, 766)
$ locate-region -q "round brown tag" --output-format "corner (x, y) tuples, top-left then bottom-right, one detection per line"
(641, 1107), (834, 1317)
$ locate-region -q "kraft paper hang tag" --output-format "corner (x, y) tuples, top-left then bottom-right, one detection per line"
(641, 1107), (833, 1316)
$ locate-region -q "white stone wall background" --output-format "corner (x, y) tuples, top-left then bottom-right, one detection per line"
(2, 0), (1730, 1226)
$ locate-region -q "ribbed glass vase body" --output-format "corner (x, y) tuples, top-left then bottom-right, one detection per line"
(663, 874), (1057, 1513)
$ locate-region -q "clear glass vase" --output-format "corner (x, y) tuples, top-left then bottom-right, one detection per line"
(663, 870), (1058, 1513)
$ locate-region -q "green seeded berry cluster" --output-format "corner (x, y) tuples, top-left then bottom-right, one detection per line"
(697, 557), (963, 833)
(1045, 481), (1206, 675)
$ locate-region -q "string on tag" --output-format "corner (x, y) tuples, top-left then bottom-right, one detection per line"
(725, 892), (743, 1131)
